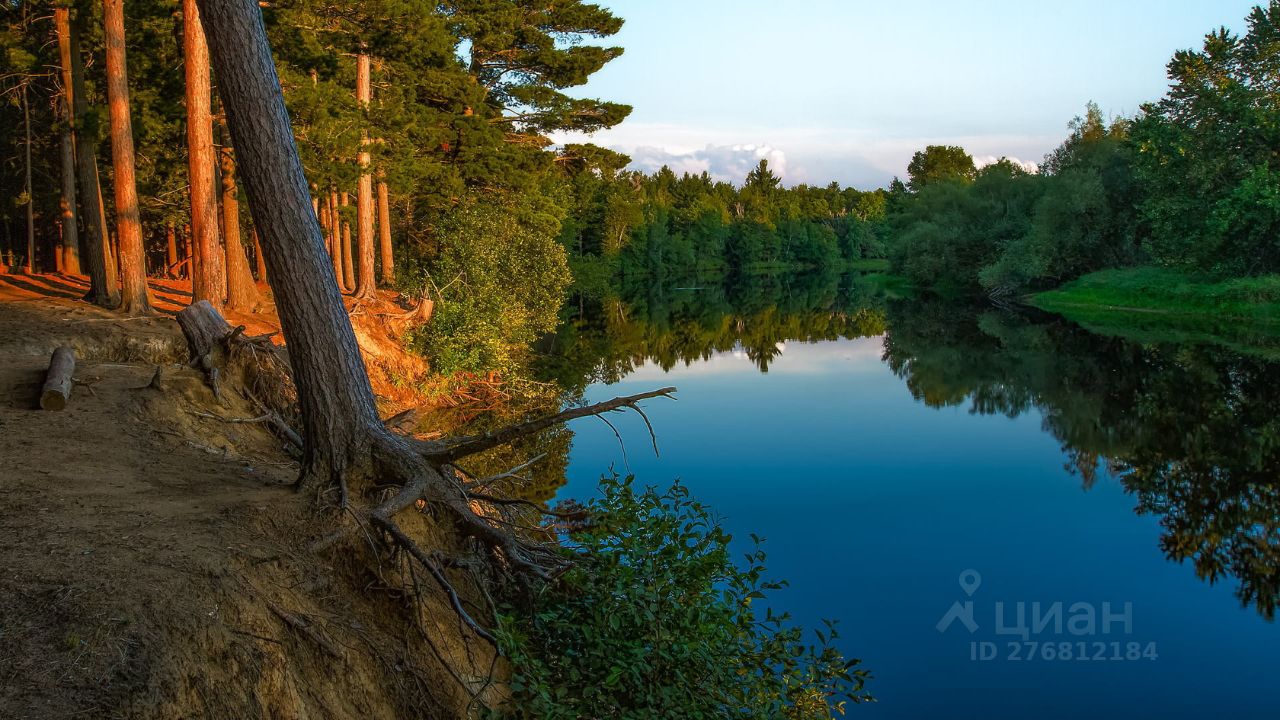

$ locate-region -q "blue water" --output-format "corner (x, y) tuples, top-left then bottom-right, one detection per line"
(558, 335), (1280, 718)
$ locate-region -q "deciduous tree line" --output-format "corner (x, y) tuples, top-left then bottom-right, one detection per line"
(889, 2), (1280, 296)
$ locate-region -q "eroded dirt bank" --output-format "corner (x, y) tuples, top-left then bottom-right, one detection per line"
(0, 275), (494, 719)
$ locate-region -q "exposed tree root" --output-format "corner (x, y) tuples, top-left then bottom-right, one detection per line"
(177, 301), (677, 692)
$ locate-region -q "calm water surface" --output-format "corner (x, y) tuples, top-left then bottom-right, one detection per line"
(535, 271), (1280, 719)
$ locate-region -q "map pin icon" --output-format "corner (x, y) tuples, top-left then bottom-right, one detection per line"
(959, 569), (982, 597)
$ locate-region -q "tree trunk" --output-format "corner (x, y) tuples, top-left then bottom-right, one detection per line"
(328, 189), (345, 292)
(252, 227), (267, 283)
(103, 0), (151, 314)
(41, 347), (76, 411)
(183, 224), (193, 279)
(193, 0), (389, 487)
(22, 83), (35, 273)
(68, 8), (118, 306)
(184, 0), (224, 309)
(377, 178), (393, 286)
(219, 135), (261, 311)
(340, 191), (355, 292)
(55, 8), (83, 276)
(165, 224), (179, 277)
(354, 52), (377, 299)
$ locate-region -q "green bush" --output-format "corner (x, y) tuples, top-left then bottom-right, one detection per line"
(495, 475), (872, 719)
(412, 198), (573, 375)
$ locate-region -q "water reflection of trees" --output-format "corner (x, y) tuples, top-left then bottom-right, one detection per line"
(883, 301), (1280, 618)
(535, 268), (890, 393)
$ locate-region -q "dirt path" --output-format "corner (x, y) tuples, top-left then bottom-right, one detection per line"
(0, 278), (300, 717)
(0, 275), (495, 719)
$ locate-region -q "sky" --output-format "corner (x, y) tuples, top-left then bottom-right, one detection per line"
(551, 0), (1263, 189)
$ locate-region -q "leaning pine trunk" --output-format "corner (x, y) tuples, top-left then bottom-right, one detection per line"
(193, 0), (388, 486)
(68, 8), (118, 305)
(102, 0), (151, 315)
(184, 0), (225, 309)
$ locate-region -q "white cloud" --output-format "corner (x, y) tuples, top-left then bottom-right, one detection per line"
(552, 123), (1060, 189)
(626, 143), (788, 185)
(973, 155), (1040, 174)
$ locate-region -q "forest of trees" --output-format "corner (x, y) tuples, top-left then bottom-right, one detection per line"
(0, 0), (627, 338)
(557, 152), (889, 277)
(887, 2), (1280, 298)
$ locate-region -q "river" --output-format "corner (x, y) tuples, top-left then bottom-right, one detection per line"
(533, 269), (1280, 718)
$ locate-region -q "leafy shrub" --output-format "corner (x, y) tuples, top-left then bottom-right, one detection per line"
(412, 198), (572, 374)
(494, 475), (873, 719)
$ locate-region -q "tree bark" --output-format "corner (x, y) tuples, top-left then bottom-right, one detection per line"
(193, 0), (389, 488)
(41, 347), (76, 411)
(183, 224), (193, 279)
(328, 189), (345, 292)
(252, 227), (267, 283)
(354, 52), (377, 299)
(340, 191), (355, 292)
(184, 0), (225, 309)
(377, 178), (393, 285)
(103, 0), (151, 314)
(219, 135), (261, 311)
(68, 8), (118, 305)
(22, 83), (35, 273)
(165, 223), (179, 277)
(55, 7), (82, 276)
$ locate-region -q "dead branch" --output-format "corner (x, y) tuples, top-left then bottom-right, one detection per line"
(422, 387), (677, 462)
(370, 515), (497, 645)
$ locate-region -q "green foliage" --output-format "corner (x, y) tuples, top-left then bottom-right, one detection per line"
(494, 475), (872, 719)
(412, 198), (572, 374)
(888, 108), (1139, 296)
(905, 145), (976, 191)
(1132, 1), (1280, 275)
(556, 154), (889, 279)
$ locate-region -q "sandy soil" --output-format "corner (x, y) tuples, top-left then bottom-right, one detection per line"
(0, 274), (485, 719)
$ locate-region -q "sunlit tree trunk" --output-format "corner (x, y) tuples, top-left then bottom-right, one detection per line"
(219, 136), (261, 311)
(182, 224), (192, 279)
(55, 7), (82, 276)
(68, 8), (118, 305)
(184, 0), (224, 309)
(102, 0), (151, 314)
(165, 223), (178, 277)
(252, 227), (267, 283)
(377, 177), (393, 285)
(328, 189), (345, 291)
(340, 191), (355, 292)
(354, 52), (377, 299)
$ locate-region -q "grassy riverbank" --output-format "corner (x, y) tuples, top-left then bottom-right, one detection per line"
(1031, 267), (1280, 356)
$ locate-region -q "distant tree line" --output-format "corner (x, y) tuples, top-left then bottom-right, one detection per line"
(556, 148), (890, 277)
(887, 1), (1280, 297)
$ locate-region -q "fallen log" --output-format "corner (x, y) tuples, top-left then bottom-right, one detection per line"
(40, 346), (76, 411)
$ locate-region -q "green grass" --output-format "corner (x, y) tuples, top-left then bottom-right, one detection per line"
(1031, 266), (1280, 358)
(847, 257), (891, 272)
